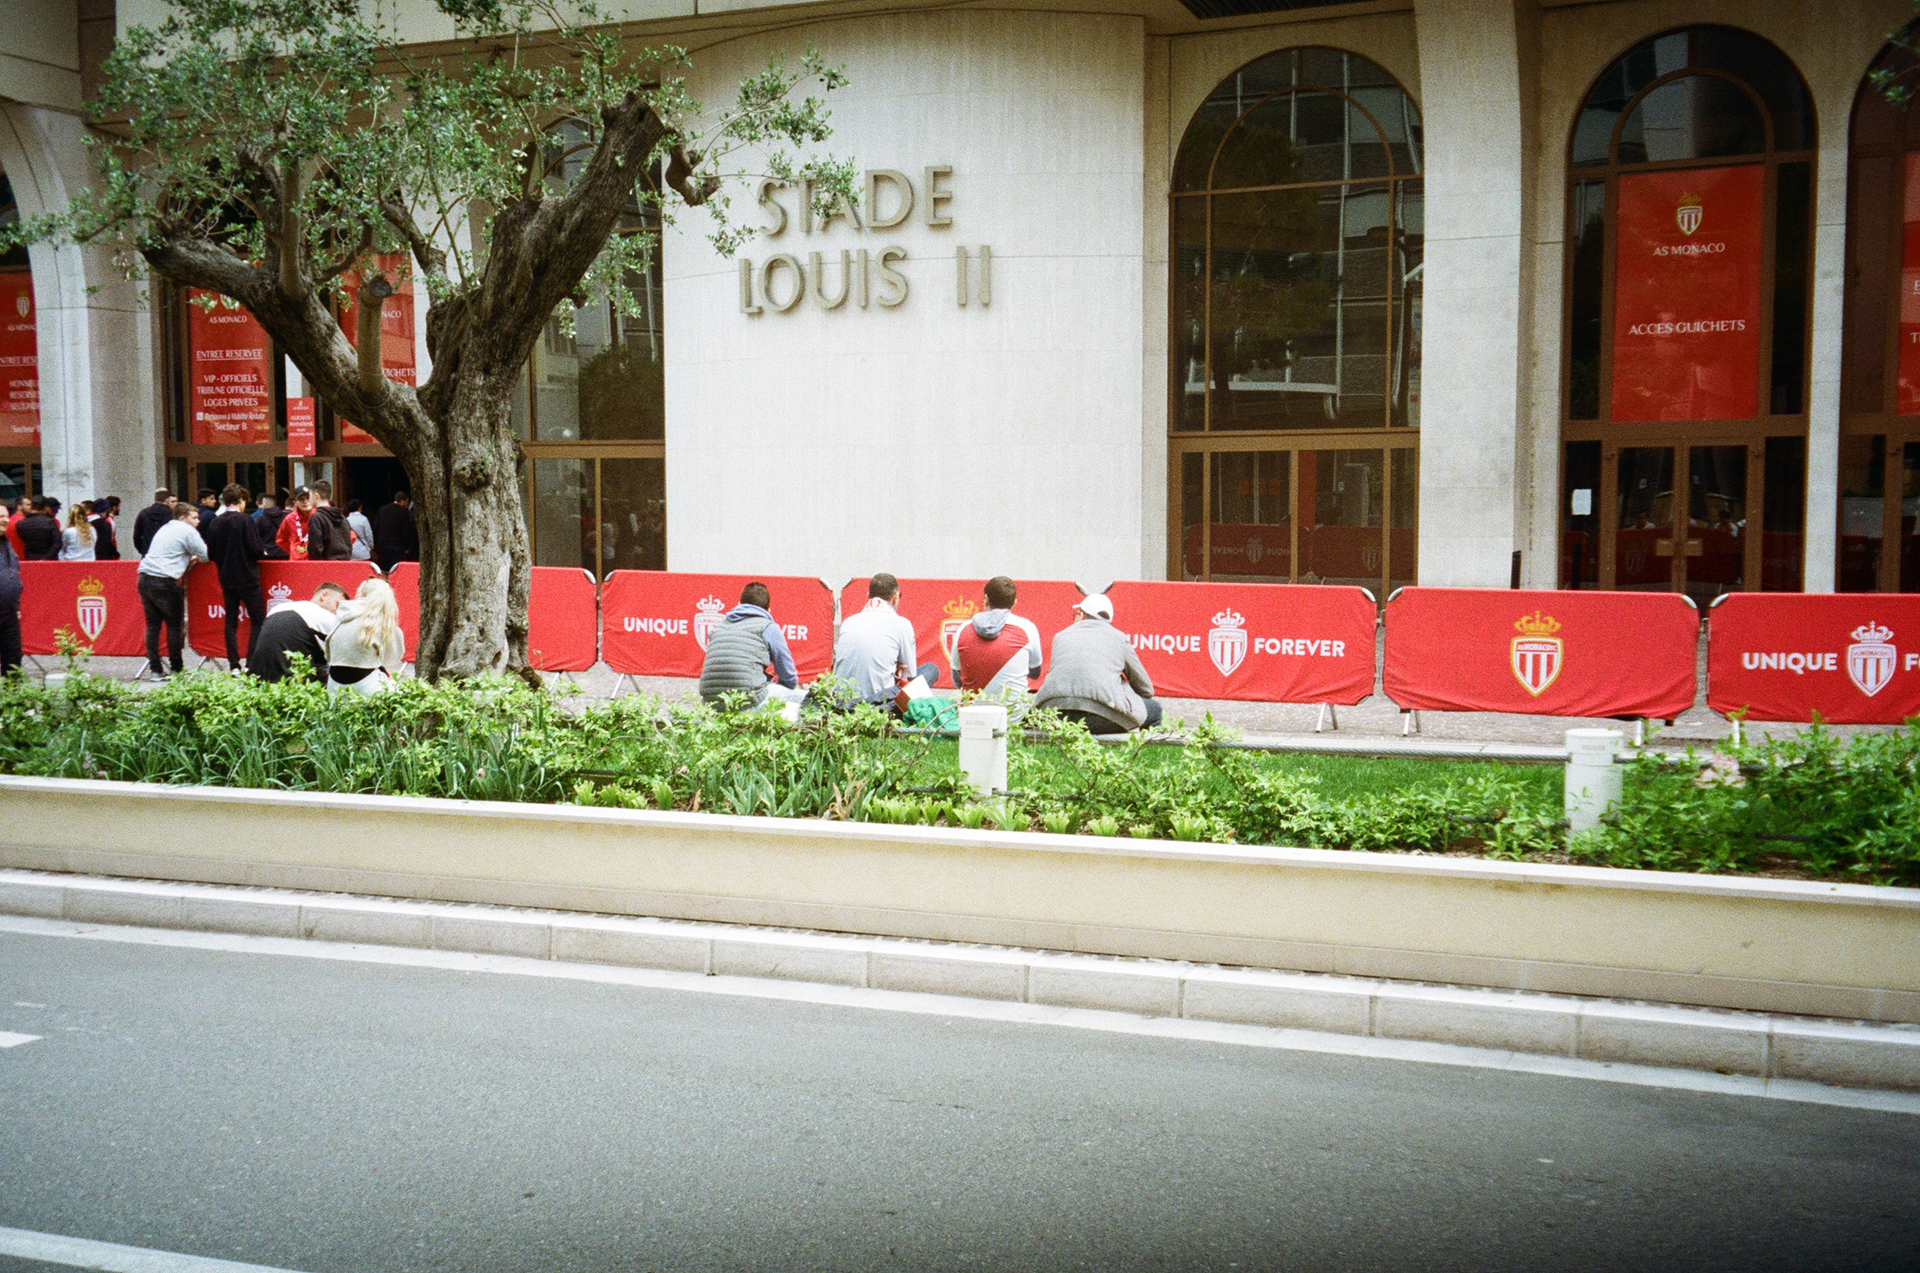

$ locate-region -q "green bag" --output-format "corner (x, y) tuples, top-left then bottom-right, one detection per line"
(902, 696), (959, 730)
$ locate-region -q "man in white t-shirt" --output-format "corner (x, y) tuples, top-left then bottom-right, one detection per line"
(832, 573), (939, 708)
(951, 575), (1044, 705)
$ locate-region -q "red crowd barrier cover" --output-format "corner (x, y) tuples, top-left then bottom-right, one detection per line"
(387, 564), (599, 672)
(1707, 593), (1920, 725)
(836, 577), (1084, 683)
(1385, 587), (1698, 720)
(1104, 580), (1376, 704)
(602, 572), (833, 680)
(19, 561), (145, 657)
(188, 561), (377, 660)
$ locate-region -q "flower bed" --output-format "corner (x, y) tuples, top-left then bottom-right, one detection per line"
(2, 672), (1913, 885)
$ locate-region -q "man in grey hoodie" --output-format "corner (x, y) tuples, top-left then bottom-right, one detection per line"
(698, 581), (805, 711)
(1034, 592), (1162, 734)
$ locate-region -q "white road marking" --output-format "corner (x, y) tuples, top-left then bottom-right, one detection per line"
(0, 1225), (312, 1272)
(1, 913), (1916, 1118)
(0, 1031), (42, 1048)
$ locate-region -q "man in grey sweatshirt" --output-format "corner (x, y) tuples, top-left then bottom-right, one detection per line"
(1034, 593), (1162, 734)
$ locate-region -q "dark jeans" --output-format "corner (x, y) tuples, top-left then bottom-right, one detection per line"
(0, 605), (20, 678)
(1061, 698), (1162, 736)
(223, 584), (265, 669)
(137, 573), (186, 673)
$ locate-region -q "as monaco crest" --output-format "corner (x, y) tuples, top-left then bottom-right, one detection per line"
(940, 598), (979, 665)
(1208, 608), (1247, 677)
(1676, 194), (1703, 235)
(75, 576), (107, 642)
(1510, 610), (1563, 697)
(1847, 622), (1897, 698)
(266, 580), (293, 607)
(14, 293), (27, 318)
(692, 596), (725, 651)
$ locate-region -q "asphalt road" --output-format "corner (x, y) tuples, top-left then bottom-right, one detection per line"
(0, 928), (1915, 1273)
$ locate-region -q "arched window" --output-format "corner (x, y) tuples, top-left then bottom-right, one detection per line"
(1838, 29), (1920, 592)
(1170, 48), (1421, 591)
(1559, 26), (1815, 598)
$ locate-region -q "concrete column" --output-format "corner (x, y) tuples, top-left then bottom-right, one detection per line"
(0, 103), (158, 511)
(1801, 97), (1851, 593)
(1412, 0), (1537, 588)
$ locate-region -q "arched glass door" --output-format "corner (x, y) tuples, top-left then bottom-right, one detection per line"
(1170, 47), (1421, 593)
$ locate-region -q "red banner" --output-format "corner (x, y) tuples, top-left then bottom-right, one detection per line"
(1385, 587), (1698, 720)
(835, 577), (1084, 681)
(188, 290), (274, 445)
(387, 564), (598, 672)
(1611, 165), (1763, 423)
(338, 257), (415, 445)
(1104, 580), (1376, 704)
(603, 572), (832, 679)
(18, 561), (145, 657)
(0, 272), (38, 446)
(287, 397), (315, 457)
(188, 561), (377, 659)
(1707, 593), (1920, 724)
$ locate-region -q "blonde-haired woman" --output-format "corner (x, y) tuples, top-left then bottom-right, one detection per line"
(59, 501), (96, 561)
(324, 577), (405, 695)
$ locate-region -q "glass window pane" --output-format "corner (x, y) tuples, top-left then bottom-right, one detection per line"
(599, 456), (665, 576)
(1902, 441), (1920, 592)
(1616, 447), (1675, 590)
(532, 456), (592, 573)
(1393, 185), (1422, 428)
(1838, 434), (1885, 592)
(1389, 446), (1416, 592)
(1617, 74), (1767, 164)
(1301, 448), (1383, 586)
(1842, 153), (1895, 416)
(1770, 162), (1811, 414)
(1172, 197), (1206, 432)
(1562, 440), (1601, 587)
(1208, 450), (1292, 580)
(1692, 26), (1815, 152)
(1762, 435), (1805, 591)
(1567, 180), (1605, 420)
(1686, 445), (1746, 601)
(1179, 452), (1204, 579)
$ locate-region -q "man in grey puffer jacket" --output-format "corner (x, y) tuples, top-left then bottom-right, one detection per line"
(698, 581), (804, 711)
(1034, 593), (1162, 734)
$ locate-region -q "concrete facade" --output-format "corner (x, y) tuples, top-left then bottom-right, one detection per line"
(4, 0), (1917, 592)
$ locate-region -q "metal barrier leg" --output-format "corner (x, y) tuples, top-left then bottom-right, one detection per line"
(1401, 710), (1420, 736)
(1633, 718), (1646, 747)
(1314, 703), (1338, 733)
(1728, 717), (1743, 748)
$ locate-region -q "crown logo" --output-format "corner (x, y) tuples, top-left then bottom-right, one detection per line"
(77, 575), (105, 596)
(1514, 610), (1562, 638)
(1211, 608), (1244, 629)
(1678, 193), (1702, 208)
(267, 581), (293, 601)
(1852, 622), (1894, 645)
(696, 595), (725, 614)
(943, 598), (979, 620)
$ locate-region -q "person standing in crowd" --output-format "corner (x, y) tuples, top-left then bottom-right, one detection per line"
(15, 498), (61, 560)
(1034, 593), (1162, 735)
(131, 488), (176, 556)
(832, 572), (936, 710)
(205, 483), (269, 672)
(249, 582), (346, 683)
(136, 502), (208, 681)
(0, 524), (21, 678)
(58, 502), (96, 561)
(275, 487), (312, 560)
(698, 581), (805, 712)
(951, 575), (1044, 707)
(90, 497), (120, 560)
(253, 491), (289, 559)
(324, 577), (405, 695)
(195, 488), (221, 524)
(371, 490), (417, 573)
(304, 481), (352, 561)
(7, 496), (28, 559)
(345, 499), (374, 562)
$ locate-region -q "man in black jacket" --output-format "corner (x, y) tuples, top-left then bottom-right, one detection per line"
(14, 498), (60, 560)
(131, 489), (176, 556)
(372, 491), (418, 572)
(0, 529), (21, 677)
(303, 480), (352, 561)
(204, 483), (269, 670)
(249, 583), (346, 683)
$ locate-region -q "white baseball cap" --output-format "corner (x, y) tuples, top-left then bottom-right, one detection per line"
(1074, 593), (1114, 620)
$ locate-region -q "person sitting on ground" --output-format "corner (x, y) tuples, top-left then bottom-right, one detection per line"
(89, 497), (120, 560)
(135, 502), (209, 681)
(58, 502), (97, 561)
(345, 499), (374, 562)
(205, 483), (270, 672)
(14, 497), (61, 561)
(372, 490), (417, 572)
(951, 575), (1044, 707)
(830, 572), (939, 711)
(698, 581), (805, 712)
(131, 488), (176, 557)
(275, 487), (312, 560)
(1033, 593), (1162, 735)
(249, 582), (347, 684)
(324, 576), (406, 695)
(304, 481), (353, 561)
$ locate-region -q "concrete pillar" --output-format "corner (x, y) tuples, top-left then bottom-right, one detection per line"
(1801, 92), (1851, 593)
(0, 103), (158, 511)
(1412, 0), (1537, 588)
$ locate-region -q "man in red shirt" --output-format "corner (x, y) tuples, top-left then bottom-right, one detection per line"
(5, 496), (27, 560)
(275, 486), (312, 560)
(951, 575), (1044, 705)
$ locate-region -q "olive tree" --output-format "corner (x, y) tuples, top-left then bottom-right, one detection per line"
(7, 0), (849, 679)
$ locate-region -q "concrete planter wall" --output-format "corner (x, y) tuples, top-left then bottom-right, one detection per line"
(2, 775), (1915, 1023)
